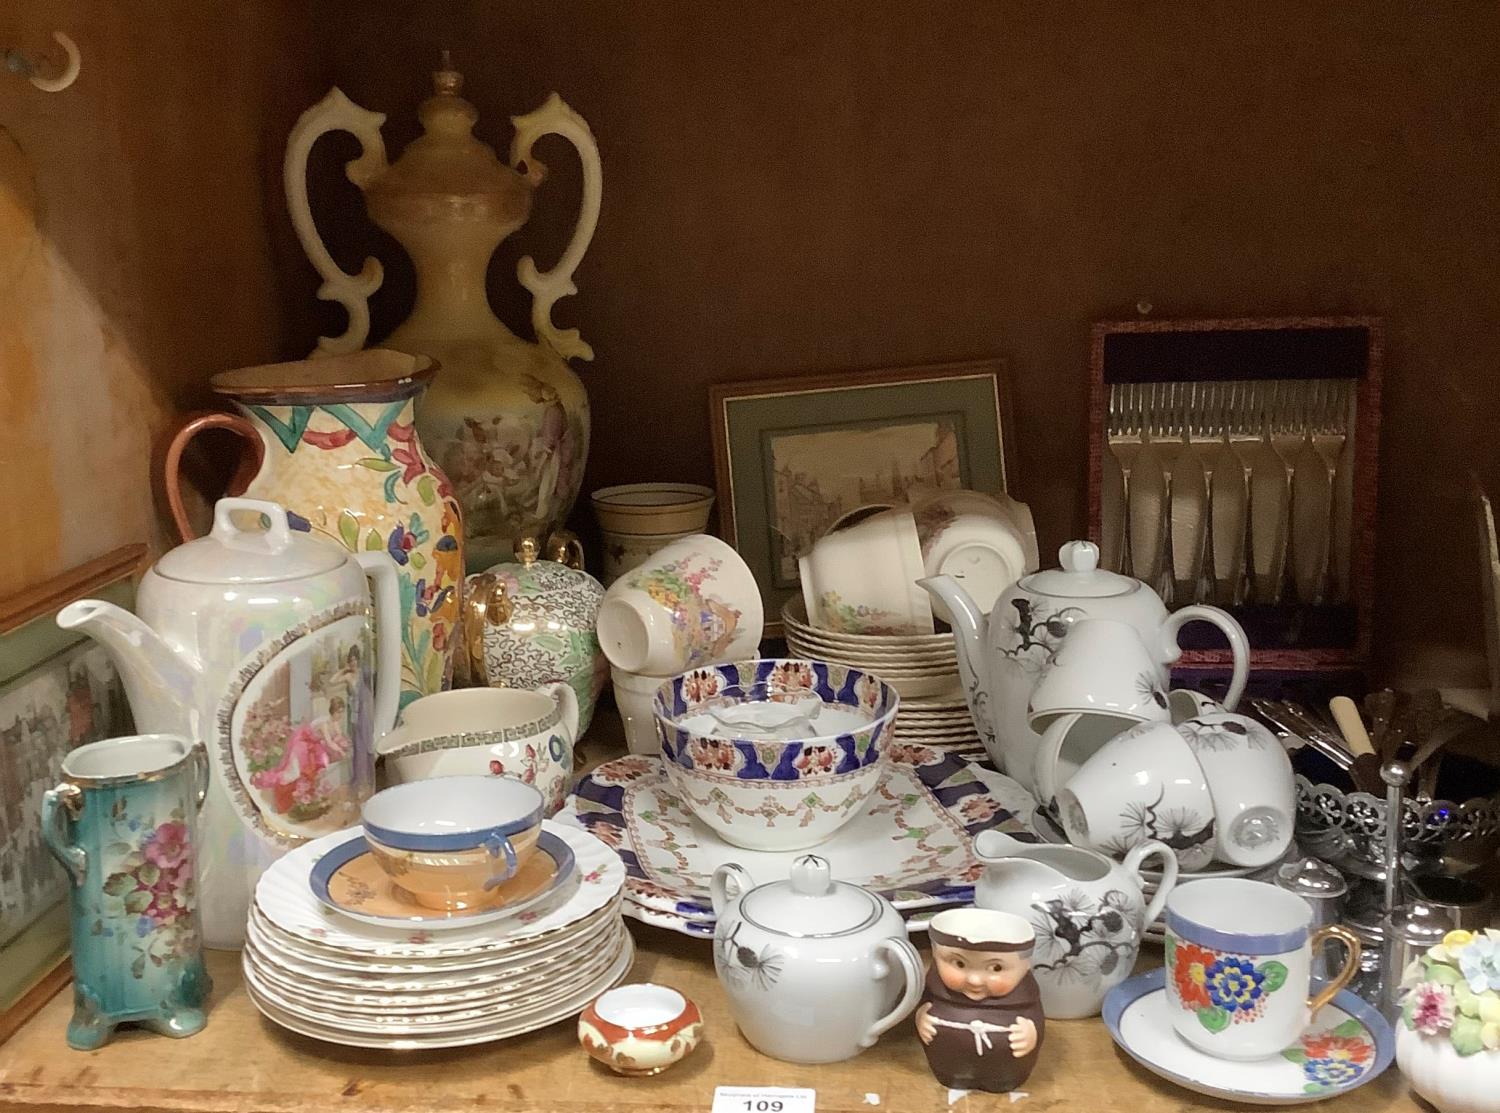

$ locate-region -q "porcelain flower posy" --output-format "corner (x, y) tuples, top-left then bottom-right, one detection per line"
(1402, 929), (1500, 1054)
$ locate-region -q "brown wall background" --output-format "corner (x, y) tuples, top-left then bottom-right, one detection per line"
(4, 2), (1499, 684)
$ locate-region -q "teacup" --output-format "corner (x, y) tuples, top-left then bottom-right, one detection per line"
(596, 534), (763, 675)
(1026, 619), (1172, 732)
(361, 776), (544, 910)
(1174, 711), (1296, 868)
(1165, 878), (1361, 1060)
(1057, 720), (1217, 872)
(1031, 711), (1135, 812)
(911, 489), (1032, 622)
(376, 684), (580, 816)
(799, 508), (934, 636)
(612, 666), (669, 755)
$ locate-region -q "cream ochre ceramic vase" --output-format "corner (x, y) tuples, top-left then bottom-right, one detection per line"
(285, 59), (601, 572)
(162, 352), (464, 706)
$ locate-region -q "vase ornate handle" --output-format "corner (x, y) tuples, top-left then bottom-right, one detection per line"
(41, 784), (87, 887)
(509, 93), (601, 362)
(284, 87), (389, 356)
(159, 411), (265, 541)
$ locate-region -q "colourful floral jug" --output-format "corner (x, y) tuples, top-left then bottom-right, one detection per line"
(285, 59), (601, 571)
(42, 734), (211, 1048)
(162, 350), (463, 703)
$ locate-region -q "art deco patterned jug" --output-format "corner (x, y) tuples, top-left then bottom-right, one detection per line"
(285, 58), (601, 571)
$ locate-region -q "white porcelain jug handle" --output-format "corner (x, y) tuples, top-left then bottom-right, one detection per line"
(710, 863), (753, 918)
(354, 551), (403, 740)
(543, 681), (581, 746)
(863, 938), (925, 1047)
(1160, 604), (1250, 711)
(1123, 839), (1179, 926)
(509, 93), (600, 362)
(284, 87), (389, 356)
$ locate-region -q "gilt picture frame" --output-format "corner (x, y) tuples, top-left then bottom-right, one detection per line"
(710, 360), (1013, 635)
(0, 545), (143, 1042)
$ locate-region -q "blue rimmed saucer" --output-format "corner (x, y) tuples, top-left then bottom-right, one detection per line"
(1102, 968), (1394, 1105)
(309, 829), (576, 930)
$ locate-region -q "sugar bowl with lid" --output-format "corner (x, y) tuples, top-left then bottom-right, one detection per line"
(710, 855), (923, 1063)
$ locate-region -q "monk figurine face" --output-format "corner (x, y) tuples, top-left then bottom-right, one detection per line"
(933, 942), (1032, 1001)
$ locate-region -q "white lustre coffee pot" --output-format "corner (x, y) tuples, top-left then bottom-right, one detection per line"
(972, 830), (1177, 1019)
(920, 540), (1250, 791)
(710, 856), (922, 1063)
(58, 498), (401, 948)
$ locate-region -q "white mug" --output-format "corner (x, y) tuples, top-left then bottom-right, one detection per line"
(1058, 719), (1217, 872)
(799, 508), (933, 636)
(1027, 619), (1173, 732)
(596, 534), (762, 675)
(1165, 878), (1361, 1060)
(611, 666), (667, 755)
(1174, 710), (1297, 868)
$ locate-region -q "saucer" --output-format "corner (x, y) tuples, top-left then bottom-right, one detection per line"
(1102, 969), (1394, 1105)
(309, 829), (576, 930)
(560, 746), (1037, 935)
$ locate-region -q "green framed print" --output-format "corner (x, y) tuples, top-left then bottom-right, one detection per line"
(0, 545), (142, 1035)
(710, 360), (1012, 635)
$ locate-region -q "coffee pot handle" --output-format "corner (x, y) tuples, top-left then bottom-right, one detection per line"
(1160, 604), (1250, 711)
(41, 784), (87, 887)
(354, 551), (404, 741)
(510, 93), (600, 362)
(285, 87), (389, 356)
(864, 938), (925, 1047)
(1123, 839), (1179, 926)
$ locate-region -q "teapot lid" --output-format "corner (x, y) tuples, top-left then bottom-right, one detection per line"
(155, 499), (347, 585)
(739, 855), (884, 938)
(363, 56), (531, 225)
(1019, 540), (1142, 599)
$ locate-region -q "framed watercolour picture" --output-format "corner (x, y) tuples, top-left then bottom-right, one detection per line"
(0, 545), (142, 1041)
(710, 360), (1013, 635)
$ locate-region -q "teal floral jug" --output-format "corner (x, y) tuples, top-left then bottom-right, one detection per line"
(161, 350), (463, 705)
(42, 734), (212, 1050)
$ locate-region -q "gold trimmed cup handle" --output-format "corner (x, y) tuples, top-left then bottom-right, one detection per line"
(1307, 925), (1362, 1014)
(41, 784), (87, 887)
(189, 744), (211, 809)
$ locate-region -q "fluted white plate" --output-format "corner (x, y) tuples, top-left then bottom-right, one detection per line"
(253, 820), (623, 959)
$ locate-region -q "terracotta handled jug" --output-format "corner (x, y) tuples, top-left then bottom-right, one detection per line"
(160, 351), (463, 707)
(284, 58), (602, 571)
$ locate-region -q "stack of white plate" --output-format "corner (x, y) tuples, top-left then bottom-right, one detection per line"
(782, 598), (984, 756)
(782, 597), (961, 699)
(243, 821), (631, 1049)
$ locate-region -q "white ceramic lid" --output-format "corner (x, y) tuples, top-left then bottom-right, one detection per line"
(739, 855), (883, 937)
(1019, 540), (1141, 599)
(154, 498), (346, 585)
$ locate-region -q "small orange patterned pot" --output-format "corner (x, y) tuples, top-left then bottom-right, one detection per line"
(578, 984), (704, 1076)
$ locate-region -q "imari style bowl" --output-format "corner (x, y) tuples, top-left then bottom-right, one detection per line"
(361, 777), (544, 910)
(652, 659), (899, 852)
(578, 983), (704, 1075)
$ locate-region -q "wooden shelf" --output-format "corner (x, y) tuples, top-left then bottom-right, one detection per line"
(0, 714), (1419, 1112)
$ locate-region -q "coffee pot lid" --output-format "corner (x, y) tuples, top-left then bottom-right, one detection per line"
(1019, 540), (1142, 599)
(363, 56), (531, 221)
(739, 855), (884, 938)
(154, 499), (347, 585)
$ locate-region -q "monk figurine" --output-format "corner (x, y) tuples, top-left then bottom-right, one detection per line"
(916, 908), (1045, 1093)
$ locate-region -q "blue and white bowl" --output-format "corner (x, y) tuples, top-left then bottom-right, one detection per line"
(652, 659), (899, 851)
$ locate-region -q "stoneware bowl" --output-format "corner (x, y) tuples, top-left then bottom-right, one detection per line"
(591, 483), (716, 536)
(653, 658), (899, 851)
(578, 983), (705, 1076)
(361, 776), (544, 910)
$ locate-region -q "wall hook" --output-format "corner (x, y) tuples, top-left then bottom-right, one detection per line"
(3, 31), (81, 93)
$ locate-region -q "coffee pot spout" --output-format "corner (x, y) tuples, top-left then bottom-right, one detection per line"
(56, 600), (200, 738)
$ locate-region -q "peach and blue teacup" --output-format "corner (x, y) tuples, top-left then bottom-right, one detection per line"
(361, 776), (543, 910)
